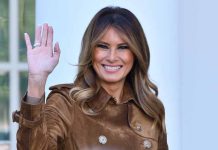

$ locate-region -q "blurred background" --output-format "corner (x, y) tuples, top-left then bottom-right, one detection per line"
(0, 0), (217, 150)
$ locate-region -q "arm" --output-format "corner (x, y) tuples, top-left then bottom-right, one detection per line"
(25, 23), (60, 99)
(13, 23), (63, 149)
(14, 91), (73, 150)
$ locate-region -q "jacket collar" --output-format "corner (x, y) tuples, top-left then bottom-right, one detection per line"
(86, 82), (137, 113)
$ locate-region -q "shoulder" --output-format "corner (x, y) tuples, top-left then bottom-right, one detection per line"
(48, 83), (74, 96)
(49, 83), (74, 91)
(46, 83), (75, 105)
(44, 83), (76, 129)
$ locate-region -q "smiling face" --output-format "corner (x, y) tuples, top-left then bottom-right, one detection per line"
(93, 27), (134, 87)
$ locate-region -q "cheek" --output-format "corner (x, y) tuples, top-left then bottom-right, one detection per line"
(92, 50), (104, 73)
(123, 52), (134, 68)
(93, 49), (105, 64)
(93, 54), (101, 64)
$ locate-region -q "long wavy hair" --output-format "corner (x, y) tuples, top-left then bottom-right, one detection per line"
(70, 6), (166, 135)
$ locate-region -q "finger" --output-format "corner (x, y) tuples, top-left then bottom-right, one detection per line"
(47, 26), (53, 48)
(41, 23), (48, 46)
(54, 42), (61, 58)
(24, 33), (33, 50)
(34, 25), (42, 44)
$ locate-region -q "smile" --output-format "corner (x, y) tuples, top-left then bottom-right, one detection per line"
(102, 65), (122, 71)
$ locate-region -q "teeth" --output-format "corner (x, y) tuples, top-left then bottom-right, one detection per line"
(104, 65), (121, 71)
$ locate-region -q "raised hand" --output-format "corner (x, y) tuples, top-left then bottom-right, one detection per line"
(25, 23), (60, 78)
(24, 23), (61, 98)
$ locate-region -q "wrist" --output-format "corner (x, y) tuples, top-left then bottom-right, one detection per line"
(28, 73), (48, 81)
(27, 74), (48, 98)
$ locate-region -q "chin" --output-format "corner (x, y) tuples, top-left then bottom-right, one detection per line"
(101, 77), (124, 84)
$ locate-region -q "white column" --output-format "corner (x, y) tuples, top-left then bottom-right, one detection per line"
(9, 0), (19, 150)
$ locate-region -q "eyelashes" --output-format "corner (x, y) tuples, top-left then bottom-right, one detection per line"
(96, 43), (129, 50)
(118, 45), (129, 49)
(96, 43), (109, 49)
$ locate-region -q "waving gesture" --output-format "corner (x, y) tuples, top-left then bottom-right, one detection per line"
(25, 23), (61, 98)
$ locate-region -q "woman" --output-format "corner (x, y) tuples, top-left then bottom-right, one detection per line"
(13, 6), (168, 150)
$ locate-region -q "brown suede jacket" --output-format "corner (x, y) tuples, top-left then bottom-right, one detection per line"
(13, 83), (168, 150)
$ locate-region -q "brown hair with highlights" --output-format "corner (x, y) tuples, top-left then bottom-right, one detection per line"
(70, 6), (167, 140)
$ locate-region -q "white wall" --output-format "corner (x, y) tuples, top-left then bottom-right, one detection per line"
(180, 0), (218, 149)
(36, 0), (181, 149)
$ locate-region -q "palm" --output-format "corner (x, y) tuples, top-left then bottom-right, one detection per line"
(24, 24), (60, 78)
(28, 46), (58, 76)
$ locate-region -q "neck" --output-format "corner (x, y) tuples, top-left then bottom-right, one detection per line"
(100, 81), (125, 103)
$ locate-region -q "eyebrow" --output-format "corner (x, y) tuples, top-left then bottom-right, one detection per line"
(97, 41), (109, 46)
(97, 41), (128, 46)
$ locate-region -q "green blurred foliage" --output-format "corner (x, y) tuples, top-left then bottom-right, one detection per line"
(0, 0), (9, 61)
(0, 72), (9, 140)
(19, 0), (35, 62)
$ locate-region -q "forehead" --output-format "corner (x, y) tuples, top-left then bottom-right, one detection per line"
(99, 27), (128, 43)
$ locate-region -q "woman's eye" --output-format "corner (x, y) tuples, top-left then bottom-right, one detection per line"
(96, 44), (109, 49)
(118, 45), (129, 50)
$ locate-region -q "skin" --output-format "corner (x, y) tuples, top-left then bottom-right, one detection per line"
(24, 23), (60, 99)
(93, 27), (134, 103)
(25, 24), (134, 104)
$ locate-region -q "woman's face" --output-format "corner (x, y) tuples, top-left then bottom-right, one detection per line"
(93, 27), (134, 86)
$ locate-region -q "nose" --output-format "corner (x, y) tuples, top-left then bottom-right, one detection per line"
(107, 48), (117, 62)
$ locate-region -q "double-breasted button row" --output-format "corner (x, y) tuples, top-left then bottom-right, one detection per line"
(134, 122), (152, 149)
(98, 135), (152, 149)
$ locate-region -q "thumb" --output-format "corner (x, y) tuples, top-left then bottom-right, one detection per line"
(54, 42), (61, 58)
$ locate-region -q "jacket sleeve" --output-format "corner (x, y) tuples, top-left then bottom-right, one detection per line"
(12, 89), (74, 150)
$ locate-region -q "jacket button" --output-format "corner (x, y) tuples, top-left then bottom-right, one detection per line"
(99, 135), (107, 144)
(135, 122), (142, 131)
(144, 139), (152, 149)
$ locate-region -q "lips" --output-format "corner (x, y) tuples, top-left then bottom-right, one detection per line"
(102, 65), (122, 71)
